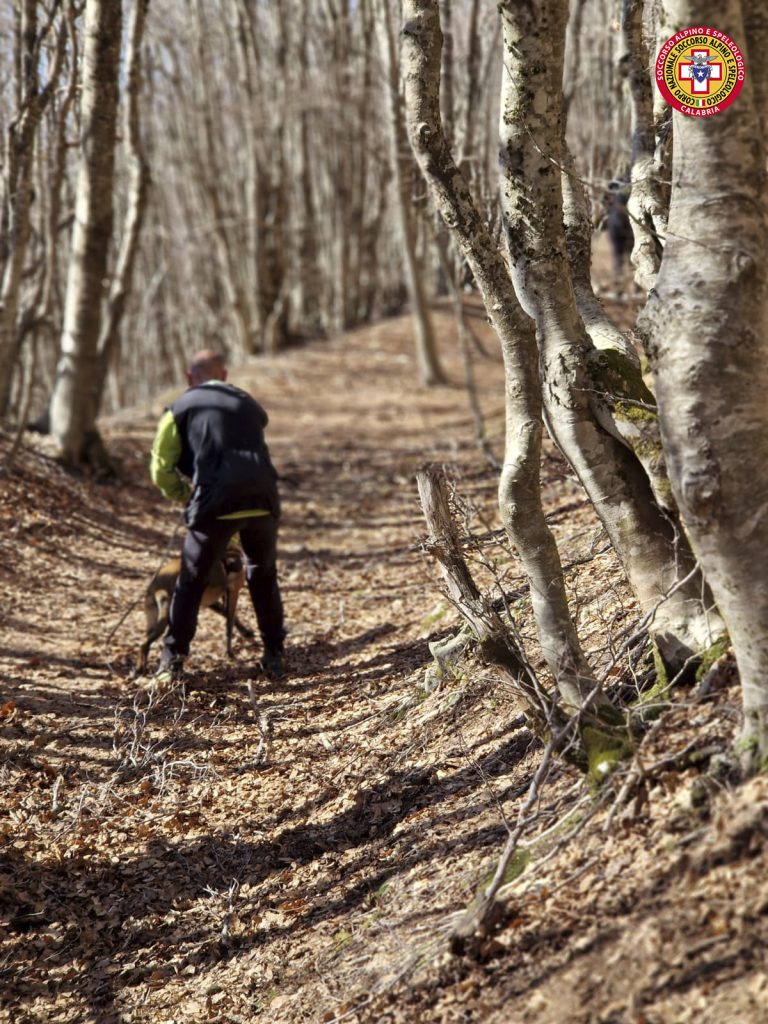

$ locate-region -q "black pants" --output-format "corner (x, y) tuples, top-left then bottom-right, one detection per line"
(162, 514), (284, 664)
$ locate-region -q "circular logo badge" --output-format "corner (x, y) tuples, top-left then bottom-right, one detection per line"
(656, 28), (746, 117)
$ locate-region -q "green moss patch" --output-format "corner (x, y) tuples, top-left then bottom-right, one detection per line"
(588, 348), (656, 406)
(582, 724), (632, 787)
(695, 635), (730, 685)
(481, 847), (531, 890)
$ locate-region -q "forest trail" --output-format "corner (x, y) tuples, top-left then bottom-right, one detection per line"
(2, 306), (768, 1024)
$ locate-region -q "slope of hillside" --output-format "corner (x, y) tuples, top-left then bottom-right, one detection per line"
(1, 306), (766, 1024)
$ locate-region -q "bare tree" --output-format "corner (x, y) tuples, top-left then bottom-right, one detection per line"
(647, 0), (768, 764)
(497, 0), (723, 674)
(376, 0), (446, 387)
(0, 1), (66, 416)
(620, 0), (665, 291)
(96, 0), (150, 411)
(48, 0), (122, 469)
(401, 0), (606, 715)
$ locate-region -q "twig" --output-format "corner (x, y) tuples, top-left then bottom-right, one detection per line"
(246, 681), (274, 765)
(597, 563), (701, 686)
(449, 727), (561, 944)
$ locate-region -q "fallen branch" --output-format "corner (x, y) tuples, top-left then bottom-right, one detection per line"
(416, 466), (564, 735)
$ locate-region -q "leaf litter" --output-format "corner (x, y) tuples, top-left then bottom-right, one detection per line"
(1, 300), (766, 1024)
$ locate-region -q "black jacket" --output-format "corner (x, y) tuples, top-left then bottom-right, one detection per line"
(171, 382), (280, 527)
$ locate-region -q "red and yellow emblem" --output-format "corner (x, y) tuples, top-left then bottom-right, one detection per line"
(656, 28), (745, 117)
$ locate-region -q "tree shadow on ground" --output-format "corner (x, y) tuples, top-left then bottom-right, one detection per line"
(0, 724), (538, 1021)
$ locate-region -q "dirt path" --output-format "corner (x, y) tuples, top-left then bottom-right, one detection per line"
(2, 308), (767, 1024)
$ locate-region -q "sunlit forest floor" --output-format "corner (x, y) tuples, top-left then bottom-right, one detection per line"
(2, 260), (768, 1023)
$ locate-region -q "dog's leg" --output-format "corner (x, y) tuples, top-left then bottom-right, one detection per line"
(208, 600), (254, 637)
(224, 590), (235, 657)
(140, 593), (170, 673)
(225, 574), (245, 657)
(139, 624), (165, 673)
(234, 617), (255, 639)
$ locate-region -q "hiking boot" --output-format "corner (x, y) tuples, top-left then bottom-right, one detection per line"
(260, 649), (285, 681)
(153, 656), (185, 689)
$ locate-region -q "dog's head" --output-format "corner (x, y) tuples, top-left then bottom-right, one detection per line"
(222, 545), (245, 578)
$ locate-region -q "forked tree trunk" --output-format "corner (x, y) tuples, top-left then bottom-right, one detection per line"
(560, 145), (640, 367)
(560, 147), (674, 515)
(647, 0), (768, 762)
(497, 0), (724, 673)
(49, 0), (121, 468)
(401, 0), (605, 714)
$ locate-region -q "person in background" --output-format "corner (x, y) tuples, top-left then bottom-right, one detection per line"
(604, 179), (633, 277)
(149, 349), (285, 681)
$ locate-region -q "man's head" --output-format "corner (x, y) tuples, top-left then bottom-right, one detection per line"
(187, 349), (228, 387)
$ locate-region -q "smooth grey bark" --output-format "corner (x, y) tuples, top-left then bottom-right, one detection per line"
(498, 0), (724, 672)
(49, 0), (122, 467)
(744, 6), (768, 143)
(377, 0), (446, 387)
(96, 0), (150, 410)
(560, 150), (640, 366)
(620, 0), (665, 291)
(647, 0), (768, 761)
(401, 0), (604, 714)
(560, 148), (674, 514)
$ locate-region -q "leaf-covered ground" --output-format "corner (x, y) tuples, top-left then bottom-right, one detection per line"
(1, 290), (767, 1023)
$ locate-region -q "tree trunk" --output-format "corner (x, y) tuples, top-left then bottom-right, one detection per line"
(401, 0), (605, 713)
(620, 0), (664, 291)
(0, 3), (65, 417)
(498, 0), (724, 673)
(377, 0), (445, 387)
(560, 146), (674, 515)
(49, 0), (122, 469)
(96, 0), (150, 410)
(438, 0), (454, 146)
(647, 0), (768, 762)
(458, 0), (481, 174)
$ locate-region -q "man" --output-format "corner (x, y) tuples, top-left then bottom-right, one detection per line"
(603, 179), (633, 278)
(150, 349), (285, 681)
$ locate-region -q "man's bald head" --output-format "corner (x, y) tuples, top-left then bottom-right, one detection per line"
(187, 349), (228, 387)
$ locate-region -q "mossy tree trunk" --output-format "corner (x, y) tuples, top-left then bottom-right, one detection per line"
(497, 0), (724, 675)
(401, 0), (607, 714)
(647, 0), (768, 764)
(559, 145), (675, 514)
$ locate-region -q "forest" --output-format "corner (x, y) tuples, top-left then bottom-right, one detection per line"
(1, 0), (767, 1022)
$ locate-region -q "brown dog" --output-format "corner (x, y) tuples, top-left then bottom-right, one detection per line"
(139, 544), (253, 672)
